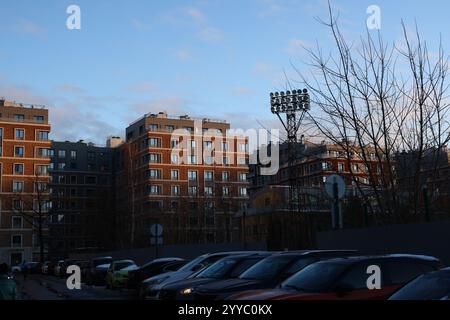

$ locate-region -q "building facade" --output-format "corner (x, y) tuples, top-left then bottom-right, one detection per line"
(0, 99), (51, 265)
(115, 112), (249, 247)
(48, 139), (119, 259)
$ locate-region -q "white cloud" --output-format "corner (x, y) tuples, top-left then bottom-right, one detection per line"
(197, 27), (223, 43)
(131, 18), (152, 32)
(127, 82), (156, 94)
(16, 19), (45, 39)
(185, 7), (207, 25)
(174, 49), (192, 61)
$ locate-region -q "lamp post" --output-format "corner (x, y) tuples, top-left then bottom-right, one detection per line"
(270, 89), (310, 211)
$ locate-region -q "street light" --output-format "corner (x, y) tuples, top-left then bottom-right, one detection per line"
(269, 89), (310, 215)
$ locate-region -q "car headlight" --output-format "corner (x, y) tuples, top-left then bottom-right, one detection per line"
(180, 288), (194, 295)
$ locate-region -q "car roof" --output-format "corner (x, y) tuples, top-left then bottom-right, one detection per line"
(114, 259), (135, 264)
(219, 253), (272, 260)
(314, 254), (441, 265)
(92, 256), (112, 260)
(204, 251), (269, 257)
(270, 249), (358, 257)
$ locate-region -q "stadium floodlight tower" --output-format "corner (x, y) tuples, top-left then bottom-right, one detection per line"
(270, 89), (310, 211)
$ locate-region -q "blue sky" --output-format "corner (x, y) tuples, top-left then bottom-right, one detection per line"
(1, 0), (449, 144)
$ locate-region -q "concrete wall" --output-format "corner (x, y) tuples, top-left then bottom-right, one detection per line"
(69, 242), (267, 265)
(317, 220), (450, 264)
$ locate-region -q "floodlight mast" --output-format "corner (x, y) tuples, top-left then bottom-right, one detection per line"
(270, 89), (310, 212)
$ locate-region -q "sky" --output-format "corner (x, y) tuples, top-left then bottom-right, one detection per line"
(1, 0), (450, 144)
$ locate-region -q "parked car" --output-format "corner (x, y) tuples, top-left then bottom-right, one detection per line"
(83, 256), (113, 285)
(193, 250), (357, 300)
(106, 260), (138, 289)
(229, 254), (443, 300)
(126, 257), (186, 292)
(41, 261), (55, 275)
(158, 253), (271, 300)
(389, 267), (450, 300)
(54, 260), (65, 277)
(141, 251), (268, 299)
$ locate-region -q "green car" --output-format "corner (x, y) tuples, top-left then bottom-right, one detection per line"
(106, 260), (138, 289)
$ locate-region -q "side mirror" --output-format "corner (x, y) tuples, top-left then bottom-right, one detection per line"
(192, 264), (204, 272)
(335, 283), (354, 297)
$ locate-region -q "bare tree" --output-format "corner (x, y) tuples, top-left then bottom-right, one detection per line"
(294, 3), (450, 223)
(16, 172), (51, 263)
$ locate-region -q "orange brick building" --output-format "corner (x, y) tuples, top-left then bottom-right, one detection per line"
(114, 112), (249, 247)
(0, 99), (51, 266)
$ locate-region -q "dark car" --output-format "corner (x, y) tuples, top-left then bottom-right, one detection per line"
(84, 256), (113, 285)
(41, 261), (56, 275)
(231, 254), (443, 300)
(389, 267), (450, 300)
(142, 251), (268, 299)
(22, 262), (42, 274)
(127, 257), (186, 291)
(193, 250), (357, 300)
(158, 253), (271, 300)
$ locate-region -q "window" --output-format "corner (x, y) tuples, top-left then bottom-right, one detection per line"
(190, 140), (196, 148)
(149, 185), (161, 195)
(239, 173), (247, 181)
(87, 151), (96, 161)
(85, 176), (97, 184)
(204, 171), (214, 181)
(14, 129), (24, 140)
(204, 141), (213, 149)
(57, 163), (66, 170)
(14, 146), (24, 157)
(37, 148), (50, 158)
(149, 153), (161, 163)
(238, 157), (247, 166)
(187, 155), (197, 164)
(171, 139), (179, 149)
(33, 115), (44, 123)
(338, 163), (345, 172)
(222, 142), (229, 151)
(166, 125), (175, 132)
(222, 186), (230, 196)
(37, 131), (49, 141)
(14, 114), (25, 121)
(148, 124), (158, 131)
(188, 171), (197, 181)
(239, 187), (248, 197)
(171, 185), (180, 196)
(149, 169), (161, 180)
(13, 200), (23, 211)
(58, 150), (66, 158)
(222, 172), (230, 181)
(171, 170), (179, 180)
(204, 156), (213, 165)
(338, 262), (384, 290)
(48, 149), (55, 157)
(238, 143), (248, 152)
(0, 128), (3, 139)
(13, 181), (24, 192)
(35, 182), (48, 193)
(204, 186), (213, 196)
(14, 164), (24, 175)
(171, 154), (178, 164)
(188, 186), (198, 196)
(223, 157), (229, 165)
(148, 138), (160, 147)
(70, 151), (77, 159)
(12, 217), (23, 229)
(12, 235), (22, 248)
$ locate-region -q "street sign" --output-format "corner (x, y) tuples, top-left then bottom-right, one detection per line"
(150, 237), (163, 245)
(324, 175), (346, 199)
(150, 224), (163, 237)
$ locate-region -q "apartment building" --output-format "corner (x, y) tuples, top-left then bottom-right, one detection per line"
(0, 99), (51, 266)
(115, 112), (249, 247)
(48, 139), (119, 259)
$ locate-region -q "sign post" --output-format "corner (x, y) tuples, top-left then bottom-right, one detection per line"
(325, 175), (345, 229)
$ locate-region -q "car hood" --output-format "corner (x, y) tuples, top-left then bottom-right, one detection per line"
(229, 289), (300, 300)
(163, 278), (223, 291)
(195, 278), (264, 294)
(143, 270), (193, 287)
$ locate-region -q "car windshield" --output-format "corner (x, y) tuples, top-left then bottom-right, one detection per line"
(239, 256), (294, 281)
(177, 255), (209, 272)
(281, 262), (348, 292)
(115, 262), (134, 270)
(94, 259), (112, 267)
(389, 272), (450, 300)
(196, 259), (238, 279)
